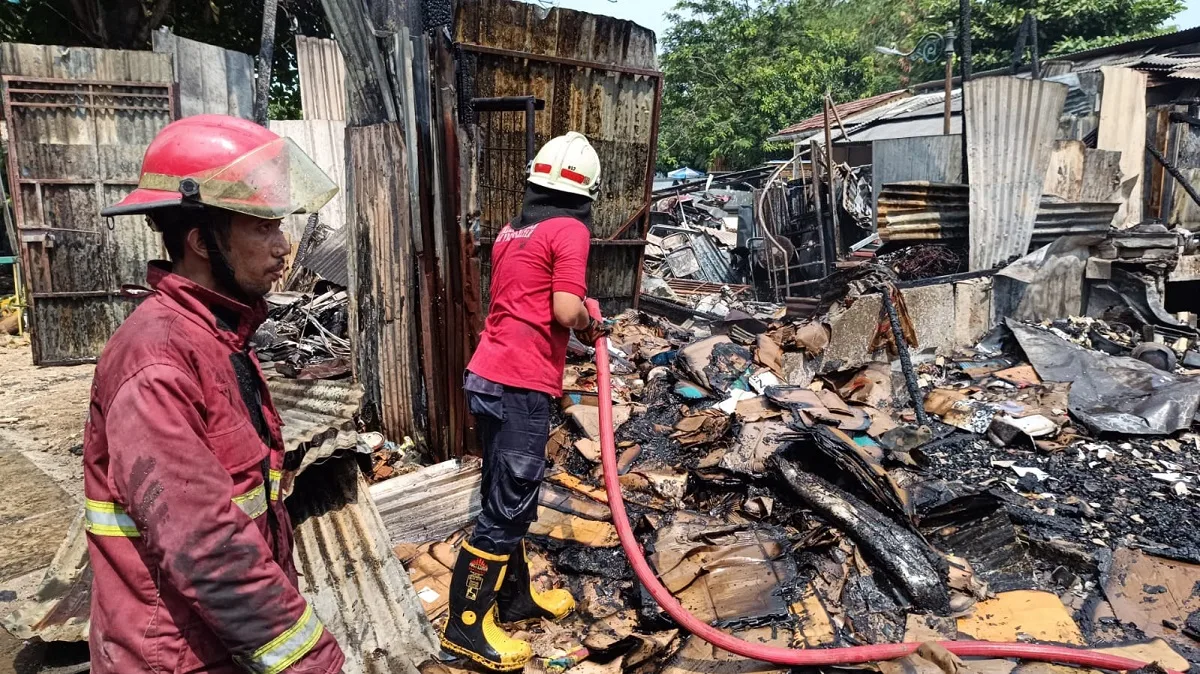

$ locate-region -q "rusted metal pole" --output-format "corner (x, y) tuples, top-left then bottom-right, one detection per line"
(822, 93), (842, 260)
(944, 54), (954, 135)
(253, 0), (279, 125)
(809, 139), (830, 276)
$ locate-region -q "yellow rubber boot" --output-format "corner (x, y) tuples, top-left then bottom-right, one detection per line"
(497, 540), (576, 623)
(440, 542), (533, 671)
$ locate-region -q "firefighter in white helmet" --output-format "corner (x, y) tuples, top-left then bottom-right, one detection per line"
(440, 132), (608, 671)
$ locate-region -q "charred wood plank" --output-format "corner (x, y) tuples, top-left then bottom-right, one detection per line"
(774, 456), (951, 613)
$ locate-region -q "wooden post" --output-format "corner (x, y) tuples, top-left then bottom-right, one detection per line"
(253, 0), (279, 125)
(822, 94), (842, 261)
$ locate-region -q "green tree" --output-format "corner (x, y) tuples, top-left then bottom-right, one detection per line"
(658, 0), (922, 171)
(909, 0), (1184, 73)
(0, 0), (330, 120)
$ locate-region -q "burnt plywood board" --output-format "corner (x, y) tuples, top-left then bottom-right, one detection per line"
(1097, 66), (1148, 228)
(1103, 547), (1200, 655)
(965, 76), (1067, 271)
(151, 27), (254, 119)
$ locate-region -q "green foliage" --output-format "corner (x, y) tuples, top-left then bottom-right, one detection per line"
(912, 0), (1184, 71)
(659, 0), (1185, 172)
(0, 0), (330, 120)
(658, 0), (918, 171)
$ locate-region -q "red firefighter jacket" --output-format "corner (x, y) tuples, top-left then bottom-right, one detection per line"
(83, 262), (345, 674)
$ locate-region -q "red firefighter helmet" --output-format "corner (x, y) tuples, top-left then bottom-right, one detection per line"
(102, 114), (337, 220)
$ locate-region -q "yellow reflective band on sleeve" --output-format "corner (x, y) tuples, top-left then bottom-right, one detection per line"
(268, 469), (281, 502)
(84, 499), (141, 538)
(231, 483), (268, 519)
(245, 603), (324, 674)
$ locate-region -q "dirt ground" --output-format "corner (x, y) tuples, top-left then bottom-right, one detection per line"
(0, 337), (93, 674)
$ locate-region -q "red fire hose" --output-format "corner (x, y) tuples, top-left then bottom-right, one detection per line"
(591, 335), (1179, 673)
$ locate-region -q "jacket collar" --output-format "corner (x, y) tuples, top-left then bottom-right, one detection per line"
(146, 261), (267, 350)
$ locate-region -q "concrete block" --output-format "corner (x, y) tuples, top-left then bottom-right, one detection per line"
(902, 283), (956, 355)
(954, 277), (994, 349)
(1086, 257), (1112, 280)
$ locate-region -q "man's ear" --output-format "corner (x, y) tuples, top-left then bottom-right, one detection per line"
(185, 227), (210, 261)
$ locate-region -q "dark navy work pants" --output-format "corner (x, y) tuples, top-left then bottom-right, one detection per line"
(466, 386), (551, 555)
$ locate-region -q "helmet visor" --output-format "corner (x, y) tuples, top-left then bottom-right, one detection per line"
(196, 138), (337, 219)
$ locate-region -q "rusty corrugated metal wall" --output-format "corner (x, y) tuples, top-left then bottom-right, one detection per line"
(151, 27), (254, 119)
(965, 76), (1067, 271)
(296, 36), (347, 121)
(455, 0), (661, 312)
(1, 43), (176, 364)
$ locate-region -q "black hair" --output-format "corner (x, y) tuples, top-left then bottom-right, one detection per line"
(149, 207), (233, 262)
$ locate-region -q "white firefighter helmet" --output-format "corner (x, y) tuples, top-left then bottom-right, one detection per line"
(527, 131), (601, 200)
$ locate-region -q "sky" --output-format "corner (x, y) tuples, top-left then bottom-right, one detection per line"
(552, 0), (1200, 48)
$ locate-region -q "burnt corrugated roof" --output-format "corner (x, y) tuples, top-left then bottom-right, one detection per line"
(770, 90), (909, 141)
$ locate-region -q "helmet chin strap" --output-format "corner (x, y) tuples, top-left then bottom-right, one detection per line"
(199, 218), (252, 305)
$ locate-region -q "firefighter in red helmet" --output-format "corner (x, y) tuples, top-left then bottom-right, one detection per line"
(83, 115), (346, 673)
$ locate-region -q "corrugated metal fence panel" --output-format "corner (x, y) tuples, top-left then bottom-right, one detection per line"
(0, 42), (173, 81)
(296, 36), (347, 121)
(456, 0), (660, 310)
(268, 120), (348, 245)
(871, 135), (963, 228)
(965, 76), (1067, 271)
(1097, 66), (1148, 228)
(151, 27), (254, 118)
(1, 43), (175, 364)
(345, 122), (422, 450)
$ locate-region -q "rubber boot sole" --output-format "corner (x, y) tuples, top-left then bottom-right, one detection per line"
(440, 635), (529, 672)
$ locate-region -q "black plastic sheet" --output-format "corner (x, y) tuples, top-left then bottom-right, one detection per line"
(1009, 320), (1200, 436)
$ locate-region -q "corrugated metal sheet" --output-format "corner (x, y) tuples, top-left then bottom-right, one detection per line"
(1, 42), (175, 364)
(877, 182), (968, 241)
(1097, 66), (1147, 228)
(1, 511), (89, 642)
(965, 76), (1067, 270)
(457, 0), (661, 310)
(1030, 200), (1119, 248)
(151, 27), (254, 118)
(269, 120), (348, 248)
(296, 35), (347, 121)
(345, 123), (423, 450)
(770, 90), (909, 141)
(872, 135), (963, 228)
(302, 222), (349, 285)
(267, 376), (362, 474)
(292, 457), (440, 674)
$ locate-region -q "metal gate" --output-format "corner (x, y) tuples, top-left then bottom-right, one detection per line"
(3, 75), (175, 364)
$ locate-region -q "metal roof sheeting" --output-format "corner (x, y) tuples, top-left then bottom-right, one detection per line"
(292, 458), (440, 674)
(770, 90), (909, 141)
(965, 76), (1067, 270)
(877, 182), (968, 241)
(152, 27), (254, 118)
(267, 376), (362, 475)
(1030, 200), (1119, 248)
(296, 36), (347, 121)
(1, 511), (90, 643)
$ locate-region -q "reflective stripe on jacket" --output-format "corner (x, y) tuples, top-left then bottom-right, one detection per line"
(83, 262), (344, 674)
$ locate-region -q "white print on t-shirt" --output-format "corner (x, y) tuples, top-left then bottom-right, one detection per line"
(494, 223), (538, 244)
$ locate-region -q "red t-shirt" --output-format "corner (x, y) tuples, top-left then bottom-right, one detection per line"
(468, 217), (590, 396)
